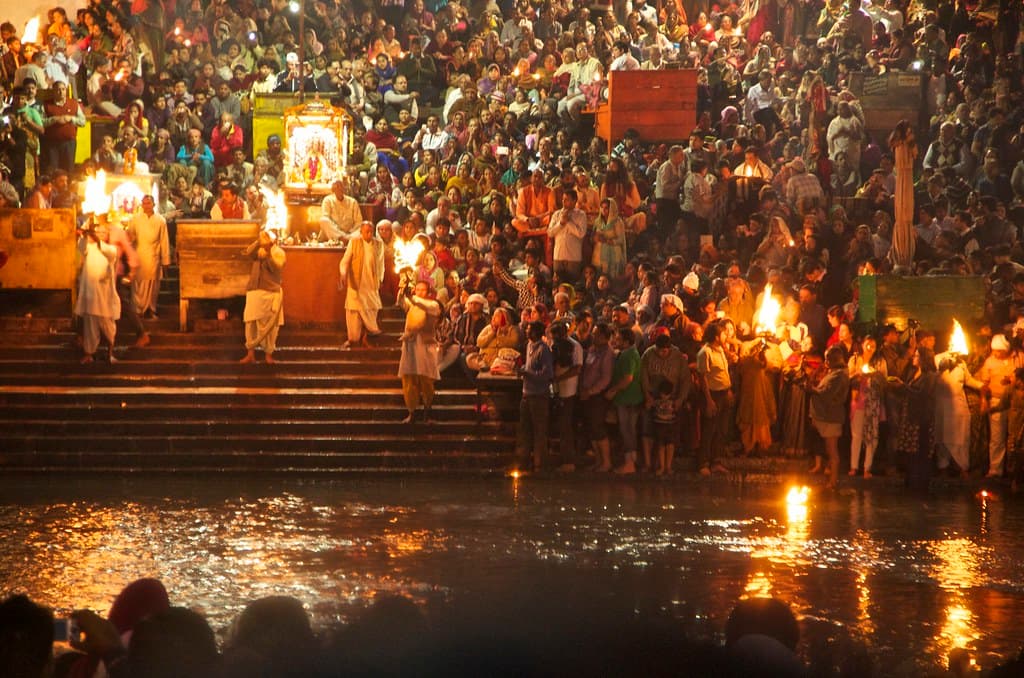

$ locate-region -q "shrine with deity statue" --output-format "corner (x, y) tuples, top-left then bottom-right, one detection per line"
(283, 98), (353, 202)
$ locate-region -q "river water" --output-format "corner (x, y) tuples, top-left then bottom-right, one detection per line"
(1, 477), (1022, 673)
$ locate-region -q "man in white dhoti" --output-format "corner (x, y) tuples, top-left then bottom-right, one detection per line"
(129, 195), (170, 318)
(75, 221), (121, 364)
(398, 280), (441, 423)
(240, 230), (286, 364)
(339, 221), (384, 349)
(935, 351), (984, 476)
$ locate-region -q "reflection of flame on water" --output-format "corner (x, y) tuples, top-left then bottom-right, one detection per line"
(755, 283), (781, 335)
(82, 170), (110, 216)
(23, 18), (39, 44)
(394, 237), (425, 274)
(950, 319), (969, 355)
(929, 538), (984, 657)
(743, 572), (773, 599)
(785, 485), (809, 524)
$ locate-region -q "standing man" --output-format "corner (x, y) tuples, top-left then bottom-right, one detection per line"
(551, 321), (584, 471)
(320, 178), (362, 242)
(129, 195), (170, 319)
(547, 188), (587, 282)
(654, 145), (686, 245)
(977, 334), (1017, 477)
(696, 322), (732, 476)
(240, 230), (286, 364)
(339, 221), (384, 350)
(74, 220), (121, 364)
(41, 80), (84, 175)
(515, 320), (554, 473)
(398, 280), (442, 423)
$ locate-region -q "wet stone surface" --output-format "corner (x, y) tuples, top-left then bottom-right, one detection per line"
(1, 477), (1022, 672)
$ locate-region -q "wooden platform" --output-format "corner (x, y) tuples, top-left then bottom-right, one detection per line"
(592, 69), (698, 150)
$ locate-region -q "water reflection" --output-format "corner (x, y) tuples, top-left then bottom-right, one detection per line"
(1, 479), (1023, 672)
(928, 537), (985, 658)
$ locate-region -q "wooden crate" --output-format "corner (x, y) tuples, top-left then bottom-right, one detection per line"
(0, 208), (77, 308)
(176, 219), (261, 330)
(857, 275), (986, 339)
(593, 69), (698, 151)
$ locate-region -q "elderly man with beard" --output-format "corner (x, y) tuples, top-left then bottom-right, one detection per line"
(240, 230), (286, 364)
(339, 221), (385, 350)
(399, 280), (442, 424)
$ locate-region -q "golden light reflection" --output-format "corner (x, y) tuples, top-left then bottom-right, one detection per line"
(929, 538), (983, 657)
(742, 571), (773, 599)
(744, 486), (811, 602)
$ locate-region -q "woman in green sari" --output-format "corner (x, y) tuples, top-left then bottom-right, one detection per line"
(591, 197), (626, 279)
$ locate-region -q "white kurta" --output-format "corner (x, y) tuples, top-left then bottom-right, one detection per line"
(74, 238), (121, 320)
(933, 352), (982, 469)
(398, 295), (441, 380)
(340, 238), (384, 313)
(129, 211), (171, 314)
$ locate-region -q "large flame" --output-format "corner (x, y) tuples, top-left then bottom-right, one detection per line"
(23, 18), (39, 44)
(81, 170), (110, 216)
(755, 283), (781, 335)
(260, 186), (288, 236)
(394, 237), (425, 274)
(950, 319), (969, 355)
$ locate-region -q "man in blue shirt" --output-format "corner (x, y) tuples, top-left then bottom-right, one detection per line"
(515, 320), (553, 472)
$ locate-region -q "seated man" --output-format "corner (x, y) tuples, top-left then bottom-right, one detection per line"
(320, 178), (362, 242)
(175, 127), (214, 186)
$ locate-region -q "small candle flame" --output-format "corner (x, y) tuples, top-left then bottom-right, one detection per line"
(174, 26), (181, 36)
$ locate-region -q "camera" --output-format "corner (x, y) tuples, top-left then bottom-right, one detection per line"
(53, 618), (80, 644)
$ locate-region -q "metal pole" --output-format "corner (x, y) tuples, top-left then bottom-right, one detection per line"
(297, 0), (306, 103)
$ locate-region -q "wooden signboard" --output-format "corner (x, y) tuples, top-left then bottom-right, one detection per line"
(848, 71), (925, 137)
(176, 219), (260, 330)
(593, 69), (698, 151)
(857, 275), (986, 337)
(0, 208), (77, 296)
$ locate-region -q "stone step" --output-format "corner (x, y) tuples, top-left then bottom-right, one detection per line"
(6, 419), (510, 436)
(0, 433), (512, 454)
(0, 346), (407, 361)
(0, 358), (408, 376)
(0, 334), (406, 351)
(0, 403), (488, 421)
(0, 386), (491, 407)
(0, 450), (508, 473)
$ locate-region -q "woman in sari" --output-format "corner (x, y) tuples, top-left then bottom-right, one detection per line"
(847, 336), (888, 477)
(591, 197), (626, 279)
(468, 307), (521, 371)
(600, 157), (645, 238)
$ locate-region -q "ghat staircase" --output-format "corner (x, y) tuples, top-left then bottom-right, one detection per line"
(0, 267), (517, 474)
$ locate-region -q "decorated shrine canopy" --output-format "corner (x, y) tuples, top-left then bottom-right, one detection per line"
(283, 98), (352, 200)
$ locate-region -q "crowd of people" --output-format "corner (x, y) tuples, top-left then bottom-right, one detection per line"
(1, 0), (1024, 481)
(6, 580), (1023, 677)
